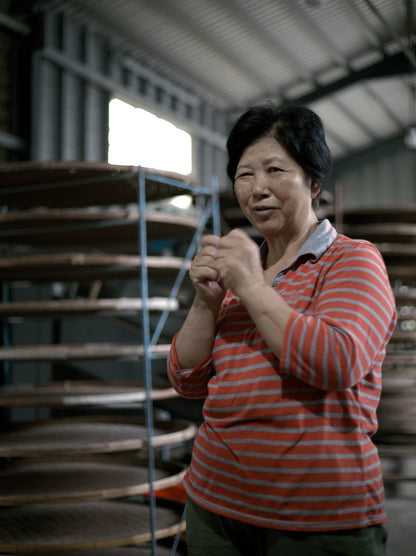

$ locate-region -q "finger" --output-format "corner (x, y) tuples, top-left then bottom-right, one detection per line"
(218, 228), (251, 249)
(191, 253), (219, 278)
(190, 264), (219, 284)
(201, 234), (221, 249)
(194, 249), (218, 266)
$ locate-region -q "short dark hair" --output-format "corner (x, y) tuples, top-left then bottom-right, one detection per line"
(226, 103), (332, 196)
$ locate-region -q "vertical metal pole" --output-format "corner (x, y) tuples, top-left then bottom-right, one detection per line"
(334, 181), (343, 234)
(1, 282), (11, 423)
(150, 202), (212, 347)
(31, 52), (41, 160)
(137, 167), (157, 555)
(211, 176), (221, 237)
(1, 203), (11, 423)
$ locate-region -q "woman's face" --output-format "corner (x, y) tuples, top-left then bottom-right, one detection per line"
(233, 135), (319, 242)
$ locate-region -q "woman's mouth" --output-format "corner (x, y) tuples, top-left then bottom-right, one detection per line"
(253, 206), (275, 217)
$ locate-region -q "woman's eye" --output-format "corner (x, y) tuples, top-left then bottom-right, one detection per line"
(268, 166), (281, 173)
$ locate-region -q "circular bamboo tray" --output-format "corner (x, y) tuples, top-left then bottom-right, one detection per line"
(384, 351), (416, 366)
(0, 161), (193, 208)
(382, 367), (416, 392)
(0, 209), (198, 246)
(330, 206), (416, 225)
(46, 547), (179, 555)
(0, 253), (189, 282)
(0, 297), (178, 318)
(0, 343), (171, 362)
(378, 243), (416, 259)
(389, 330), (416, 343)
(0, 380), (177, 407)
(0, 500), (185, 553)
(0, 459), (185, 505)
(395, 287), (416, 303)
(0, 416), (197, 457)
(377, 442), (416, 487)
(378, 392), (416, 435)
(342, 223), (416, 242)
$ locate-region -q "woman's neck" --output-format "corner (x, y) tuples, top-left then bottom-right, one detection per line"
(265, 219), (318, 270)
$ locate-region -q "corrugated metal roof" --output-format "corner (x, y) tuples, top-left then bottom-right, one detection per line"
(42, 0), (416, 161)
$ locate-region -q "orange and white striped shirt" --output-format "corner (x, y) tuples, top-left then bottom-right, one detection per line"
(167, 219), (397, 531)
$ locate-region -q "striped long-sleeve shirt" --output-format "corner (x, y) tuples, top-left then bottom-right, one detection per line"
(167, 219), (397, 531)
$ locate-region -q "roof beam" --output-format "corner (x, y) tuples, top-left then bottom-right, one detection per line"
(0, 10), (30, 35)
(364, 0), (416, 72)
(333, 131), (407, 173)
(285, 51), (412, 106)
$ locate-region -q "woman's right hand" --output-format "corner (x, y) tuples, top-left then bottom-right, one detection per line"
(190, 234), (226, 306)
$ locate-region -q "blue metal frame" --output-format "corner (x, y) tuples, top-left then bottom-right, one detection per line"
(136, 167), (220, 555)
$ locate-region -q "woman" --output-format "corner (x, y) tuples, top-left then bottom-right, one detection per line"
(167, 104), (397, 555)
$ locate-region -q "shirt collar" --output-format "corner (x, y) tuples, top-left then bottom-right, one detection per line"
(298, 218), (337, 261)
(260, 218), (337, 268)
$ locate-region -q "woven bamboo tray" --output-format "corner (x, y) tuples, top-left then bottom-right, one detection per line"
(0, 253), (188, 282)
(0, 298), (178, 318)
(378, 392), (416, 435)
(0, 416), (197, 457)
(384, 351), (416, 366)
(0, 458), (185, 505)
(342, 223), (416, 242)
(0, 500), (185, 553)
(382, 367), (416, 392)
(379, 357), (416, 435)
(395, 287), (416, 303)
(0, 343), (171, 362)
(0, 161), (194, 208)
(381, 266), (416, 280)
(327, 206), (416, 225)
(0, 380), (177, 407)
(389, 330), (416, 343)
(0, 209), (198, 246)
(45, 547), (180, 555)
(378, 442), (416, 485)
(378, 243), (416, 259)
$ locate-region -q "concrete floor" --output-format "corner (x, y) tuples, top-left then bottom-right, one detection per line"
(385, 496), (416, 555)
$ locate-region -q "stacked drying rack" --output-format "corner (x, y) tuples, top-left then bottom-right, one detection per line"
(0, 161), (219, 554)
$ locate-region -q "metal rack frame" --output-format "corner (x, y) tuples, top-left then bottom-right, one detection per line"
(137, 166), (220, 554)
(0, 162), (221, 555)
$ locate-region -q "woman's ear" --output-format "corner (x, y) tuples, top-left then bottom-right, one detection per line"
(310, 182), (321, 199)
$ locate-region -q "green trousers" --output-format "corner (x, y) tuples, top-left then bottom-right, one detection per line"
(185, 498), (387, 556)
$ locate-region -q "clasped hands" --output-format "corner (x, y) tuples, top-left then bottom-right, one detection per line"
(190, 228), (264, 303)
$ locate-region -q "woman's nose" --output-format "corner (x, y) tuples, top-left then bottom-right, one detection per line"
(252, 172), (269, 195)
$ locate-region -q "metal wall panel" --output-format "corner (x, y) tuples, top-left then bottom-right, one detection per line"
(332, 139), (416, 210)
(0, 20), (30, 161)
(32, 56), (62, 160)
(31, 7), (230, 191)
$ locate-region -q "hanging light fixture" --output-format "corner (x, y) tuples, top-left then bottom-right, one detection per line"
(404, 125), (416, 149)
(404, 73), (416, 149)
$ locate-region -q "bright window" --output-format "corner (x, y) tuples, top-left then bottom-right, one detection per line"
(108, 98), (192, 175)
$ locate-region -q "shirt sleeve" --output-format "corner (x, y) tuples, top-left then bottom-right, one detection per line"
(167, 332), (214, 398)
(280, 240), (397, 391)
